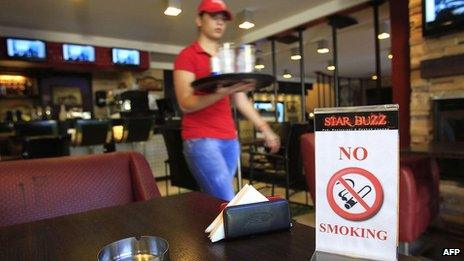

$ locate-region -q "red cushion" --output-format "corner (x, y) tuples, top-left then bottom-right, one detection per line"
(399, 156), (439, 242)
(0, 152), (161, 227)
(300, 133), (315, 203)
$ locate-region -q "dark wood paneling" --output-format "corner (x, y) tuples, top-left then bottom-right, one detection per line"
(420, 53), (464, 79)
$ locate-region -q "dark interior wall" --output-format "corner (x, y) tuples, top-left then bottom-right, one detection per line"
(163, 70), (182, 116)
(38, 73), (93, 117)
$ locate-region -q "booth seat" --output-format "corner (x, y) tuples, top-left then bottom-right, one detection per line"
(0, 152), (160, 227)
(300, 133), (439, 244)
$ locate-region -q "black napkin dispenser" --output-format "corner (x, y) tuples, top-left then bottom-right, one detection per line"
(223, 199), (292, 239)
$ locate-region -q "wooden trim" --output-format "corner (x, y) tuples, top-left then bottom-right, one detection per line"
(420, 54), (464, 79)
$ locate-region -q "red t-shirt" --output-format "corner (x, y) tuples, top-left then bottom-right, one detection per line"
(174, 42), (237, 140)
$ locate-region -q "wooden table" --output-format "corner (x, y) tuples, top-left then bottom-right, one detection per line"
(0, 192), (415, 260)
(401, 142), (464, 159)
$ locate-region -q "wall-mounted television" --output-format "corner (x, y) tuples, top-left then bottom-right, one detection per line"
(62, 44), (95, 62)
(112, 48), (140, 66)
(6, 38), (46, 60)
(423, 0), (464, 37)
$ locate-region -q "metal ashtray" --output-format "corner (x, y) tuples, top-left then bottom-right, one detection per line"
(98, 236), (169, 261)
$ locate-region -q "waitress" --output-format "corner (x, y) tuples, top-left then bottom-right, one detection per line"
(173, 0), (280, 201)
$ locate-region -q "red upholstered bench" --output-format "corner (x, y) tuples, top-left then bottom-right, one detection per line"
(300, 133), (440, 246)
(0, 152), (161, 227)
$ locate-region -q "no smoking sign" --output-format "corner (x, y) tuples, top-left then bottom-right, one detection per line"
(315, 106), (399, 260)
(326, 167), (384, 221)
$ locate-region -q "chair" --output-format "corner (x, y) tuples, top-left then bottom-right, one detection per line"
(159, 120), (199, 192)
(0, 151), (161, 227)
(71, 119), (112, 154)
(114, 117), (154, 155)
(0, 122), (13, 134)
(0, 123), (14, 159)
(22, 135), (71, 159)
(300, 133), (440, 252)
(248, 122), (312, 199)
(300, 133), (316, 204)
(119, 90), (150, 118)
(399, 155), (440, 252)
(12, 121), (67, 159)
(14, 120), (58, 137)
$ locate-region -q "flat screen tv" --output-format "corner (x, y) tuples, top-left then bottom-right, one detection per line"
(423, 0), (464, 37)
(112, 48), (140, 66)
(6, 38), (46, 60)
(62, 44), (95, 62)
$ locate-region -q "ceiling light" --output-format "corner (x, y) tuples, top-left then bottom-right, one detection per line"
(372, 75), (378, 80)
(387, 48), (393, 59)
(239, 9), (255, 30)
(290, 47), (301, 60)
(283, 70), (292, 79)
(378, 32), (390, 40)
(164, 0), (182, 16)
(317, 40), (330, 54)
(326, 60), (335, 71)
(378, 21), (390, 40)
(254, 58), (265, 70)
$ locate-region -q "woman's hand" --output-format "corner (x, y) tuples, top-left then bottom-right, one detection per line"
(262, 128), (281, 154)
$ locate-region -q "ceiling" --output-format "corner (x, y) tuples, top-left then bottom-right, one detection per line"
(256, 3), (392, 79)
(0, 0), (328, 46)
(0, 0), (391, 79)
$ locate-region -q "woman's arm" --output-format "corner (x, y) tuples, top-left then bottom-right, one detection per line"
(174, 70), (254, 113)
(232, 92), (280, 153)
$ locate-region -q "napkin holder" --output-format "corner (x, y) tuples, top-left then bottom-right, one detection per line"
(223, 199), (292, 239)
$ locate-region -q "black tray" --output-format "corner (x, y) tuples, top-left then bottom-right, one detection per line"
(191, 73), (275, 92)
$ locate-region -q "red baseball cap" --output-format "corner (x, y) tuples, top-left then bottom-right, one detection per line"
(197, 0), (233, 21)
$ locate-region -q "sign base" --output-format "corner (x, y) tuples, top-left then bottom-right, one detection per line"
(311, 251), (377, 261)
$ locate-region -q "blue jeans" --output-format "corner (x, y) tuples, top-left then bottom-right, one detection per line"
(183, 138), (239, 201)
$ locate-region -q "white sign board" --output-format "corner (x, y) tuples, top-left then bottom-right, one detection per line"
(314, 105), (399, 261)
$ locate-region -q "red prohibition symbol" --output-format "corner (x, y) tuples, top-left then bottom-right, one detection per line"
(326, 167), (383, 221)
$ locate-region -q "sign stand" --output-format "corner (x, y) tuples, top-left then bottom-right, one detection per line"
(313, 105), (400, 261)
(311, 250), (374, 261)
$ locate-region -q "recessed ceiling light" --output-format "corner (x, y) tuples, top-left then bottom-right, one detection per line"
(255, 58), (265, 70)
(290, 47), (301, 60)
(255, 58), (266, 71)
(164, 0), (182, 16)
(239, 9), (255, 30)
(378, 21), (390, 40)
(239, 21), (255, 29)
(317, 40), (330, 54)
(326, 60), (335, 71)
(283, 69), (292, 79)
